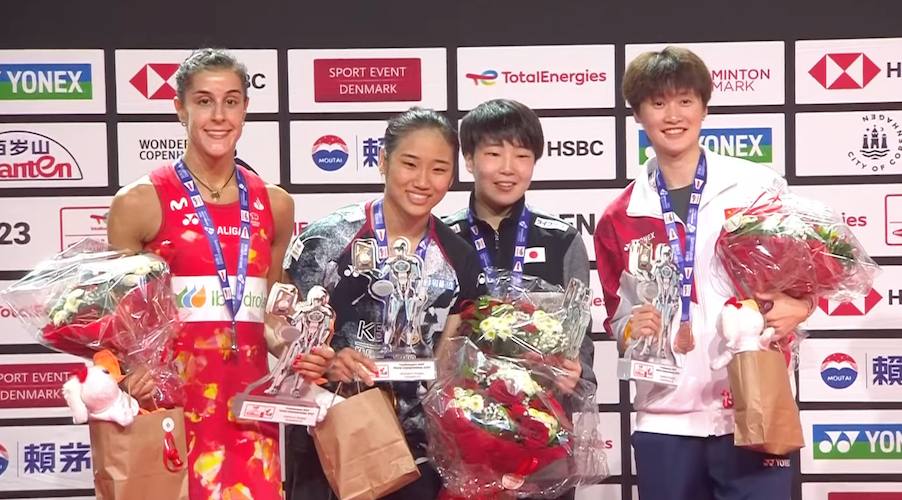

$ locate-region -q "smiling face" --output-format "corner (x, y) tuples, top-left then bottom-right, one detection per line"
(380, 127), (455, 222)
(634, 88), (706, 164)
(466, 139), (536, 212)
(174, 69), (248, 161)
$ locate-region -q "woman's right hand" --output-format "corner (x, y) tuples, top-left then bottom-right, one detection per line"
(326, 348), (378, 386)
(628, 304), (662, 342)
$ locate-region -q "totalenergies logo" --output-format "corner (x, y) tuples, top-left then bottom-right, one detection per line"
(176, 286), (207, 308)
(465, 70), (498, 86)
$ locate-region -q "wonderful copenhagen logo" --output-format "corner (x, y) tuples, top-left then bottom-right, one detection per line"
(465, 70), (499, 85)
(813, 424), (902, 460)
(0, 63), (92, 100)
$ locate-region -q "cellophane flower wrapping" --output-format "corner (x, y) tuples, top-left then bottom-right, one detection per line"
(714, 181), (879, 369)
(715, 181), (879, 303)
(458, 270), (591, 360)
(0, 239), (184, 407)
(424, 337), (608, 498)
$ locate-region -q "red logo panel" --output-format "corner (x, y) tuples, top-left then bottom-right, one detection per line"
(313, 58), (422, 102)
(809, 53), (881, 89)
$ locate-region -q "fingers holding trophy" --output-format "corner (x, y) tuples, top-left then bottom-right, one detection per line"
(232, 283), (337, 426)
(617, 240), (685, 386)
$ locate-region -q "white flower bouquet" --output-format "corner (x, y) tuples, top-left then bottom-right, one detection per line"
(458, 270), (591, 359)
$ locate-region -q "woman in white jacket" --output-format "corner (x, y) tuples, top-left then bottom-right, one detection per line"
(594, 46), (815, 500)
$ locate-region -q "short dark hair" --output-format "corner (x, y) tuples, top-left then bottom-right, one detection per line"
(383, 107), (459, 158)
(622, 46), (713, 111)
(459, 99), (544, 159)
(175, 48), (249, 101)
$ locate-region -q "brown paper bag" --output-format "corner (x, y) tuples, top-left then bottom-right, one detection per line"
(728, 350), (804, 456)
(313, 388), (420, 500)
(89, 407), (189, 500)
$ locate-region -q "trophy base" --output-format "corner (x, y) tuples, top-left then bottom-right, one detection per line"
(617, 357), (682, 386)
(232, 393), (320, 426)
(373, 359), (437, 381)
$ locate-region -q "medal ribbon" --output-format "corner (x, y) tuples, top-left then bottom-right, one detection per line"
(174, 159), (251, 352)
(654, 153), (707, 323)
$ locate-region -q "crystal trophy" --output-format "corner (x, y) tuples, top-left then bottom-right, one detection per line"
(360, 237), (436, 381)
(559, 278), (593, 359)
(616, 241), (683, 386)
(232, 283), (336, 425)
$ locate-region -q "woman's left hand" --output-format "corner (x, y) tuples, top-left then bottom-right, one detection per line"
(530, 355), (581, 394)
(755, 291), (815, 342)
(292, 346), (336, 385)
(554, 357), (583, 393)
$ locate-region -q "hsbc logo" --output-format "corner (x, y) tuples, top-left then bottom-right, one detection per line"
(130, 63), (179, 99)
(546, 139), (604, 157)
(809, 53), (881, 90)
(818, 288), (883, 316)
(117, 50), (277, 114)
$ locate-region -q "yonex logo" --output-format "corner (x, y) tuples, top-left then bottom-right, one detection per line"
(182, 213), (199, 226)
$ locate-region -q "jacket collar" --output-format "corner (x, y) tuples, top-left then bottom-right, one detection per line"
(467, 191), (528, 231)
(626, 149), (738, 219)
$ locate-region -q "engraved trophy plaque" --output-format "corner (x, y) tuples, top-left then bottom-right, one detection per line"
(232, 283), (336, 426)
(616, 240), (683, 386)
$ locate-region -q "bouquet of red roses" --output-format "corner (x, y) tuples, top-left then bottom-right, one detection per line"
(424, 337), (607, 499)
(0, 239), (184, 407)
(715, 182), (878, 302)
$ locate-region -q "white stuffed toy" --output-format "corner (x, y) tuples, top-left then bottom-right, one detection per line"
(711, 298), (776, 370)
(62, 351), (140, 427)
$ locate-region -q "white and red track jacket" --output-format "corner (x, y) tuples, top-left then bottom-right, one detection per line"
(594, 150), (782, 437)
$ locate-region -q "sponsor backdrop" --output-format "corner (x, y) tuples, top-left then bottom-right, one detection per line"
(2, 1), (901, 498)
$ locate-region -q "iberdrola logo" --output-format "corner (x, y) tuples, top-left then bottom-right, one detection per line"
(176, 286), (207, 308)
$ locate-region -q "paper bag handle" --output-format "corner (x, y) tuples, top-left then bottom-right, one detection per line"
(161, 416), (185, 472)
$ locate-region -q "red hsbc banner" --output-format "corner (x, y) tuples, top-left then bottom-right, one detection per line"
(0, 362), (81, 409)
(313, 58), (422, 102)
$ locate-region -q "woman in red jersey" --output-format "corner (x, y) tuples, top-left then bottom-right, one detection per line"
(107, 48), (332, 500)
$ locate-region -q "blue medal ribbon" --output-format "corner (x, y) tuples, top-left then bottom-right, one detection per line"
(654, 153), (707, 324)
(371, 198), (431, 263)
(466, 205), (531, 286)
(174, 159), (251, 353)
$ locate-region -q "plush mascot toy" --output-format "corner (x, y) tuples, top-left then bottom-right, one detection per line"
(62, 350), (140, 427)
(711, 298), (776, 370)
